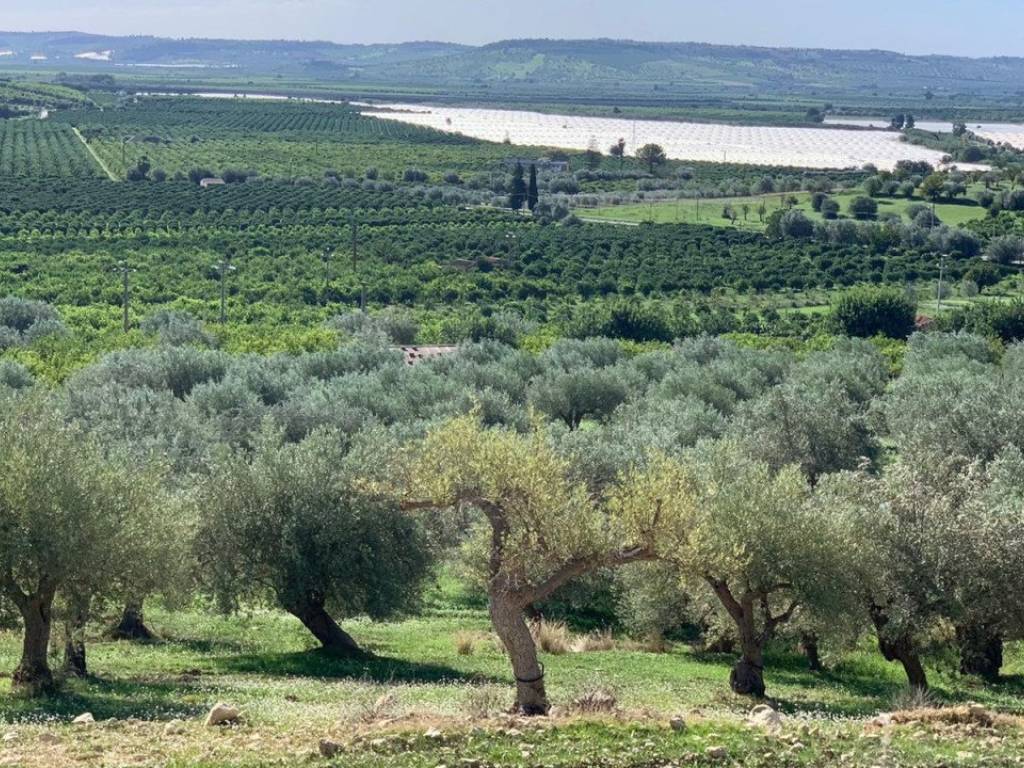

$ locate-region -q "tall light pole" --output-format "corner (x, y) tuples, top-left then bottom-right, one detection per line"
(213, 256), (236, 325)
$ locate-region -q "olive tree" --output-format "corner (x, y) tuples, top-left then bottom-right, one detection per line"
(636, 143), (667, 174)
(0, 398), (156, 692)
(734, 340), (887, 483)
(400, 414), (687, 714)
(666, 439), (847, 697)
(197, 429), (431, 655)
(819, 451), (1024, 688)
(877, 335), (1024, 677)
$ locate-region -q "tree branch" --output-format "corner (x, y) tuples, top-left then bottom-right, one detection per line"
(705, 576), (746, 626)
(520, 546), (655, 606)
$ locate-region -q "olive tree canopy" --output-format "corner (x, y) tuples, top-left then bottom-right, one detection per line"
(197, 429), (432, 655)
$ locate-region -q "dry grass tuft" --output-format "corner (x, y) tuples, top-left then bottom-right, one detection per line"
(890, 684), (938, 713)
(530, 619), (572, 655)
(355, 692), (398, 725)
(453, 630), (478, 656)
(464, 686), (508, 720)
(569, 684), (619, 715)
(571, 629), (615, 653)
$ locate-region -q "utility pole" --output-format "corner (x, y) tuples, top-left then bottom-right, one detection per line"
(350, 214), (366, 312)
(113, 260), (136, 334)
(213, 256), (236, 325)
(505, 231), (518, 262)
(350, 214), (358, 271)
(936, 253), (947, 315)
(323, 246), (333, 286)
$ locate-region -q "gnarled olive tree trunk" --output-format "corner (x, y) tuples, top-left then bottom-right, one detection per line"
(111, 599), (154, 641)
(4, 579), (58, 694)
(707, 578), (798, 698)
(63, 594), (91, 678)
(956, 624), (1002, 681)
(490, 592), (548, 715)
(800, 632), (823, 673)
(284, 592), (362, 657)
(870, 604), (927, 690)
(477, 501), (653, 715)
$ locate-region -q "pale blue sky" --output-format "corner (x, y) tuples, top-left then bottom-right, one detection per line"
(4, 0), (1020, 57)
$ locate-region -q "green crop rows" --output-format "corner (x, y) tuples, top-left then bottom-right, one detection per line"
(0, 120), (103, 178)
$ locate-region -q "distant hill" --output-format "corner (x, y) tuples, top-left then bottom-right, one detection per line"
(0, 31), (466, 72)
(375, 39), (1024, 97)
(2, 32), (1024, 98)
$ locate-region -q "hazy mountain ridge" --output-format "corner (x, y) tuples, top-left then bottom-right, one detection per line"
(379, 39), (1024, 94)
(2, 32), (1024, 96)
(0, 31), (466, 68)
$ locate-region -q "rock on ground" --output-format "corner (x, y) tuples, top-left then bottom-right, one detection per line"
(319, 739), (344, 757)
(705, 745), (728, 760)
(748, 704), (784, 731)
(204, 703), (240, 727)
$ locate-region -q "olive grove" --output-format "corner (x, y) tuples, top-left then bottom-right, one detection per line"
(0, 331), (1022, 707)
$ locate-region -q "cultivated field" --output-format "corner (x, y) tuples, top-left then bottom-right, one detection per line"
(360, 103), (991, 171)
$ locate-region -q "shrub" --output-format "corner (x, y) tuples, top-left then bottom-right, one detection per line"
(984, 235), (1024, 265)
(328, 308), (418, 345)
(141, 310), (213, 347)
(779, 210), (814, 238)
(848, 196), (879, 220)
(564, 299), (671, 343)
(831, 286), (917, 339)
(0, 297), (66, 350)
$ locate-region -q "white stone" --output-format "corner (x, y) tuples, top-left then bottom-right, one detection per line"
(748, 704), (784, 731)
(204, 703), (240, 727)
(72, 713), (95, 725)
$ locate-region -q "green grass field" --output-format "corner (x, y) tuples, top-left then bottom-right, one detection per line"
(0, 603), (1022, 767)
(581, 191), (990, 231)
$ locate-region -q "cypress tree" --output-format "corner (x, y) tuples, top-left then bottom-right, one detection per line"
(527, 164), (539, 211)
(509, 163), (527, 211)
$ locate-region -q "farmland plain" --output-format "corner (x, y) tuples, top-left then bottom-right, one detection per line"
(3, 54), (1024, 768)
(361, 103), (991, 171)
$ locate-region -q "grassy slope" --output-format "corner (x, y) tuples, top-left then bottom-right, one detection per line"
(0, 605), (1022, 766)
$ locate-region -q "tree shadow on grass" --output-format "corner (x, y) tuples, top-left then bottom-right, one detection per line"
(0, 675), (205, 722)
(210, 647), (503, 685)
